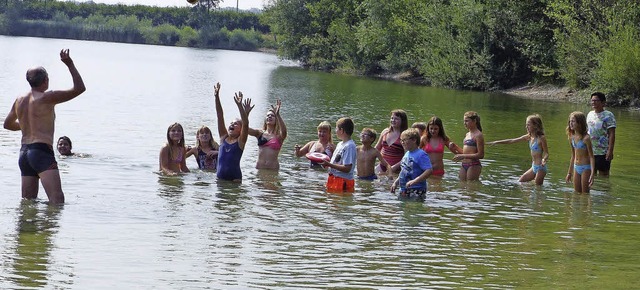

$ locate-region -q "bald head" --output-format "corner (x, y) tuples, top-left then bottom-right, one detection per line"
(26, 66), (48, 88)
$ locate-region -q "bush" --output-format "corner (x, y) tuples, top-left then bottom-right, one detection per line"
(592, 24), (640, 99)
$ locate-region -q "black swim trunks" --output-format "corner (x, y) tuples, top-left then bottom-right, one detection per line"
(19, 143), (58, 177)
(594, 155), (611, 172)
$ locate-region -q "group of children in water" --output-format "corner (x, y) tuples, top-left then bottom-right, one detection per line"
(157, 84), (615, 197)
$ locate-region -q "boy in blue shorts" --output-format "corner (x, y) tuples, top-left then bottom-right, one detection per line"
(322, 117), (357, 193)
(391, 128), (433, 199)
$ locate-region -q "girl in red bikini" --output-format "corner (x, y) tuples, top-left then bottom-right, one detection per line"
(420, 116), (454, 177)
(375, 109), (408, 174)
(450, 111), (484, 181)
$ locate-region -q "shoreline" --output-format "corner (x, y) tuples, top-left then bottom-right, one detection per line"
(378, 71), (639, 109)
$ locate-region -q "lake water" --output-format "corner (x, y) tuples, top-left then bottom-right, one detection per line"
(1, 36), (639, 289)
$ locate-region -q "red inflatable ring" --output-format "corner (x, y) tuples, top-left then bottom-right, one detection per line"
(305, 152), (330, 163)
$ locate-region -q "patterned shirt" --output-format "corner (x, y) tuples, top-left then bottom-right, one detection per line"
(587, 110), (616, 155)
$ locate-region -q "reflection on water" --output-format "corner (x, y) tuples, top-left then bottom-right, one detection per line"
(1, 36), (640, 288)
(10, 201), (61, 288)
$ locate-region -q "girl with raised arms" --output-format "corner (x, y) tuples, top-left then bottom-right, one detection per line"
(248, 99), (287, 170)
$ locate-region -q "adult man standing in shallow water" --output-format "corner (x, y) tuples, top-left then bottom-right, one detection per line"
(3, 49), (86, 204)
(587, 92), (616, 176)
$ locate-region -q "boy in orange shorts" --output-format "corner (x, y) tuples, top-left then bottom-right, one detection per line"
(322, 117), (357, 193)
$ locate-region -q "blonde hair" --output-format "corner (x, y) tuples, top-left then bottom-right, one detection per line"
(401, 128), (421, 147)
(526, 114), (545, 137)
(464, 111), (482, 132)
(566, 111), (587, 138)
(317, 121), (332, 143)
(196, 126), (219, 149)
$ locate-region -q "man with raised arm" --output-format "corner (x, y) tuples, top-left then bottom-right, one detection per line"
(3, 49), (86, 204)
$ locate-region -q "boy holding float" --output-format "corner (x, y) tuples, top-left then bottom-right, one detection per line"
(321, 117), (357, 193)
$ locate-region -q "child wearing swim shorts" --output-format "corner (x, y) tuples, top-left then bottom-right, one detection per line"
(322, 117), (356, 193)
(391, 128), (433, 199)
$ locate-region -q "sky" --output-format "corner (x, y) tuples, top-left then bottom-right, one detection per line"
(85, 0), (266, 10)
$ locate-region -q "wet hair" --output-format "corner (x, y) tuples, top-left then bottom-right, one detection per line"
(361, 127), (378, 142)
(26, 67), (48, 88)
(317, 121), (333, 143)
(401, 128), (421, 147)
(566, 111), (587, 138)
(390, 109), (408, 132)
(262, 109), (280, 133)
(166, 122), (185, 146)
(591, 92), (606, 103)
(526, 114), (545, 137)
(426, 116), (450, 143)
(336, 117), (354, 136)
(57, 136), (72, 149)
(196, 126), (219, 149)
(464, 111), (482, 132)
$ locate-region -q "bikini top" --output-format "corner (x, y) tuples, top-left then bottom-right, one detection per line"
(529, 137), (542, 152)
(171, 148), (184, 164)
(423, 139), (444, 154)
(257, 133), (269, 146)
(256, 132), (283, 150)
(463, 137), (477, 147)
(571, 138), (587, 149)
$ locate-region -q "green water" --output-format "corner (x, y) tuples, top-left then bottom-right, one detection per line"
(0, 36), (639, 288)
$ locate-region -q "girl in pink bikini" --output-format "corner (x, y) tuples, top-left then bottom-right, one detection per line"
(420, 116), (454, 177)
(375, 109), (408, 173)
(450, 111), (484, 181)
(248, 99), (288, 170)
(159, 122), (190, 176)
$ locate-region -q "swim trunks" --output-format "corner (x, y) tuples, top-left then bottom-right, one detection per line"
(357, 174), (378, 180)
(594, 155), (611, 172)
(19, 143), (58, 177)
(326, 174), (355, 193)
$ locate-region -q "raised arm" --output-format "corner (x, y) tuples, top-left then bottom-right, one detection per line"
(235, 92), (254, 150)
(43, 49), (86, 104)
(214, 83), (228, 139)
(273, 99), (287, 141)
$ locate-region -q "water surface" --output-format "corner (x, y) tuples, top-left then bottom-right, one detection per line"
(1, 36), (639, 289)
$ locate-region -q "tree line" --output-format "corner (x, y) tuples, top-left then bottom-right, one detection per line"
(263, 0), (640, 105)
(0, 0), (273, 51)
(1, 0), (639, 105)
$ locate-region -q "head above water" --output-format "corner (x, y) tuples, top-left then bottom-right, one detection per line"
(166, 122), (185, 146)
(317, 121), (333, 143)
(390, 109), (408, 132)
(57, 136), (73, 156)
(526, 114), (545, 137)
(336, 117), (354, 136)
(426, 116), (449, 141)
(196, 125), (218, 148)
(26, 66), (48, 89)
(566, 111), (587, 137)
(464, 111), (482, 132)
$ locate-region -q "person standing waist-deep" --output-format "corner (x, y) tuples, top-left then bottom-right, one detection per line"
(3, 49), (86, 205)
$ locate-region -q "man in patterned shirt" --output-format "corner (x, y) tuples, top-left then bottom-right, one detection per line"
(587, 92), (616, 176)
